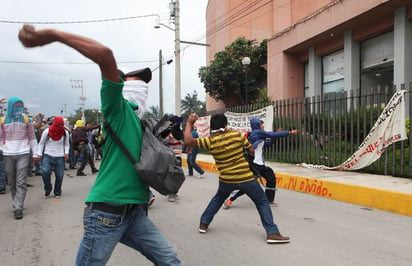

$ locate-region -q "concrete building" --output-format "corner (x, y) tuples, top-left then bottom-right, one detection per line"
(205, 0), (412, 111)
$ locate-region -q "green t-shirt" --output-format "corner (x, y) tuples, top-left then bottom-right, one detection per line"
(85, 77), (146, 204)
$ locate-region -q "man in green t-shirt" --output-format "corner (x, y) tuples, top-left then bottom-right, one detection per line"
(18, 25), (181, 265)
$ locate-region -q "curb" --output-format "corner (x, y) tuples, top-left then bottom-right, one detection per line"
(181, 158), (412, 217)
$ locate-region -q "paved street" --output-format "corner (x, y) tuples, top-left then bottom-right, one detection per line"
(1, 163), (412, 266)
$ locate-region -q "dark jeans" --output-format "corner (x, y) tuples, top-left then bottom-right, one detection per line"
(187, 149), (204, 175)
(77, 143), (96, 173)
(0, 151), (6, 190)
(230, 164), (277, 202)
(69, 147), (77, 168)
(201, 179), (279, 234)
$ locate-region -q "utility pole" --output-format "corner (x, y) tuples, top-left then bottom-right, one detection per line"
(71, 79), (86, 123)
(60, 104), (67, 117)
(159, 49), (164, 117)
(170, 0), (181, 116)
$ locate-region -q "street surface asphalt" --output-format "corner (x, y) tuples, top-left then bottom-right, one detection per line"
(1, 160), (411, 266)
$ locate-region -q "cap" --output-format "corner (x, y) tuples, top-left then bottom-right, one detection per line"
(75, 120), (84, 127)
(118, 67), (152, 83)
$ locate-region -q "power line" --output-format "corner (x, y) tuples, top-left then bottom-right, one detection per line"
(206, 0), (273, 38)
(0, 14), (160, 25)
(0, 60), (157, 65)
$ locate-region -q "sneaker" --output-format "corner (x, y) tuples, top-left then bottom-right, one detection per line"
(44, 192), (51, 199)
(148, 195), (155, 206)
(223, 199), (232, 209)
(92, 168), (99, 174)
(266, 232), (290, 244)
(198, 223), (208, 234)
(0, 189), (6, 194)
(14, 210), (23, 220)
(198, 173), (205, 179)
(77, 171), (87, 176)
(55, 195), (61, 198)
(270, 202), (278, 207)
(168, 193), (179, 202)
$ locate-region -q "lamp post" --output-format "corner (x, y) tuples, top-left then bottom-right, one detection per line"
(155, 0), (209, 116)
(242, 56), (251, 105)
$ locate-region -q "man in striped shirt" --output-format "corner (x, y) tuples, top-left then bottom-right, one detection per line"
(184, 113), (290, 244)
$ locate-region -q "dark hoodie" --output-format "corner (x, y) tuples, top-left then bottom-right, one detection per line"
(248, 117), (289, 149)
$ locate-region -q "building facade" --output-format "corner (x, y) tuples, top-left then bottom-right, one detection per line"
(205, 0), (412, 111)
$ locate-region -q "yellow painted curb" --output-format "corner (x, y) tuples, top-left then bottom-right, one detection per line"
(182, 158), (412, 217)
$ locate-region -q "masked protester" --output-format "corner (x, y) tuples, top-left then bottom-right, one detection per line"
(18, 25), (180, 265)
(0, 97), (39, 219)
(119, 67), (151, 119)
(37, 116), (70, 198)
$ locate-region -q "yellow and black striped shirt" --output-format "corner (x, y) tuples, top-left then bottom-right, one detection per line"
(196, 130), (254, 183)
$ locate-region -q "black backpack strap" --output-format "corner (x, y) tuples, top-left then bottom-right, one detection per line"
(102, 116), (137, 164)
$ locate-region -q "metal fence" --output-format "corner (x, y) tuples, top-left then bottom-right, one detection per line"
(211, 84), (411, 178)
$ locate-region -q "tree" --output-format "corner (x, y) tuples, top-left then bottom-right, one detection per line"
(67, 108), (101, 125)
(181, 90), (206, 116)
(198, 37), (267, 107)
(144, 105), (160, 119)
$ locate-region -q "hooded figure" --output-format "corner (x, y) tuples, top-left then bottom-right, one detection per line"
(1, 96), (38, 154)
(248, 118), (289, 152)
(0, 96), (38, 220)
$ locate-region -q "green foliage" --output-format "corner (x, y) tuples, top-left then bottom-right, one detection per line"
(67, 108), (101, 125)
(198, 37), (267, 107)
(181, 90), (206, 116)
(252, 88), (272, 105)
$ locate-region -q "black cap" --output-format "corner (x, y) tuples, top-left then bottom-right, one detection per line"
(118, 67), (152, 83)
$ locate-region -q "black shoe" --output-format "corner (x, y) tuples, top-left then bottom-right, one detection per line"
(44, 192), (51, 199)
(14, 210), (23, 220)
(27, 184), (34, 187)
(0, 189), (6, 194)
(92, 168), (99, 174)
(77, 171), (87, 176)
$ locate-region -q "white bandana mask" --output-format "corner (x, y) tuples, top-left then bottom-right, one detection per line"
(122, 80), (148, 119)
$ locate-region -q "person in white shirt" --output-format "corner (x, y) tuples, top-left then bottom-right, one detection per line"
(37, 116), (70, 198)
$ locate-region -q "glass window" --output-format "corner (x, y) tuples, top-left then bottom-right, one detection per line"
(360, 31), (394, 91)
(322, 50), (344, 95)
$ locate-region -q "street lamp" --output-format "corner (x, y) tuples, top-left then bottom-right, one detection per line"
(155, 0), (209, 115)
(242, 56), (251, 105)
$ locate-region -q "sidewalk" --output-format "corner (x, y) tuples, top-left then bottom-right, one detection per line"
(182, 154), (412, 217)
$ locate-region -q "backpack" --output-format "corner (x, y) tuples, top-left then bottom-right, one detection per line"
(0, 115), (29, 144)
(102, 116), (185, 196)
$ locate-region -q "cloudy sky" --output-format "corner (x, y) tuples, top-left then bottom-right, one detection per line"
(0, 0), (208, 118)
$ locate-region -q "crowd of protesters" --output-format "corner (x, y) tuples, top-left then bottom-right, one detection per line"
(0, 97), (103, 214)
(0, 24), (293, 265)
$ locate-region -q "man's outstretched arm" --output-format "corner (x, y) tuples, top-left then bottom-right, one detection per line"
(18, 25), (118, 82)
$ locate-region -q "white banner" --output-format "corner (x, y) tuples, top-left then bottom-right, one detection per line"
(300, 90), (407, 171)
(194, 106), (274, 137)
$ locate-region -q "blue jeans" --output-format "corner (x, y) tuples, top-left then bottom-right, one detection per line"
(69, 147), (78, 168)
(41, 154), (65, 196)
(187, 149), (204, 175)
(200, 180), (280, 234)
(75, 204), (181, 266)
